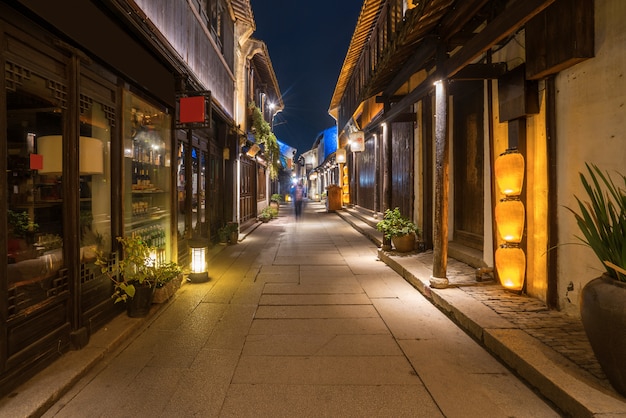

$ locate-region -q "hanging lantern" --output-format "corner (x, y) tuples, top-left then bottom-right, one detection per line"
(495, 245), (525, 291)
(495, 149), (524, 196)
(336, 148), (346, 163)
(188, 239), (209, 282)
(495, 198), (525, 243)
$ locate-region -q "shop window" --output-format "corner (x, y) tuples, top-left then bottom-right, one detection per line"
(78, 98), (113, 262)
(123, 91), (172, 265)
(6, 62), (66, 314)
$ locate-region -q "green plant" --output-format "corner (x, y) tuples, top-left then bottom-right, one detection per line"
(271, 193), (283, 203)
(566, 163), (626, 282)
(218, 223), (238, 242)
(259, 206), (275, 222)
(96, 236), (181, 303)
(8, 210), (39, 238)
(376, 207), (419, 239)
(249, 102), (281, 180)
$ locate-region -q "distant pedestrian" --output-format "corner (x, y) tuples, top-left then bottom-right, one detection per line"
(294, 181), (304, 218)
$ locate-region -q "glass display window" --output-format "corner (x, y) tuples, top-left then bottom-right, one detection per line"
(6, 61), (67, 314)
(123, 91), (172, 265)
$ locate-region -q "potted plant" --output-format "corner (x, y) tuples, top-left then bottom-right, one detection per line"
(218, 222), (239, 245)
(96, 236), (181, 317)
(153, 261), (183, 303)
(258, 206), (274, 223)
(270, 193), (282, 211)
(376, 207), (419, 252)
(567, 163), (626, 396)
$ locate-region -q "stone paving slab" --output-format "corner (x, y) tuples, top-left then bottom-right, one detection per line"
(220, 384), (444, 418)
(254, 304), (378, 319)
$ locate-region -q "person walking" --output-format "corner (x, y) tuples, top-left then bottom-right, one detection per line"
(293, 180), (304, 218)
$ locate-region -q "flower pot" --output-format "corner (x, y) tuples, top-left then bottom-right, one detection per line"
(391, 233), (415, 253)
(127, 285), (155, 317)
(153, 276), (182, 304)
(580, 274), (626, 396)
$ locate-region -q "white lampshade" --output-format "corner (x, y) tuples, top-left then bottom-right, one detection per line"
(336, 148), (346, 163)
(37, 135), (104, 175)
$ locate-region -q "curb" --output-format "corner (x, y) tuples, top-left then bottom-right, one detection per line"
(377, 249), (626, 417)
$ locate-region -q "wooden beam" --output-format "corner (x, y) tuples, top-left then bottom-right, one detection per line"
(452, 63), (507, 80)
(444, 0), (556, 79)
(439, 0), (491, 40)
(382, 38), (437, 97)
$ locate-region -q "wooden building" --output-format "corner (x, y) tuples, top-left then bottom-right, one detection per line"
(330, 0), (624, 311)
(0, 0), (281, 397)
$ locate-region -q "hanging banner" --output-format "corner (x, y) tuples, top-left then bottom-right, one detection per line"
(349, 131), (364, 152)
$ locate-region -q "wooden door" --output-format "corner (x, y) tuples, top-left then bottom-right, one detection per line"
(452, 81), (484, 250)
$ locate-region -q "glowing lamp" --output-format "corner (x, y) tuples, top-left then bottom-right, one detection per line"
(309, 172), (318, 180)
(188, 239), (208, 282)
(495, 198), (525, 243)
(336, 148), (346, 163)
(495, 149), (524, 196)
(37, 135), (104, 174)
(495, 245), (525, 291)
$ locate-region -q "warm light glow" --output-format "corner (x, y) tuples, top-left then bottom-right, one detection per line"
(336, 148), (346, 163)
(190, 247), (206, 274)
(188, 240), (208, 282)
(37, 135), (104, 174)
(309, 172), (318, 180)
(495, 150), (524, 196)
(495, 198), (525, 243)
(496, 246), (525, 291)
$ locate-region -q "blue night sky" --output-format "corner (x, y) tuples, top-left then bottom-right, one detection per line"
(249, 1), (362, 155)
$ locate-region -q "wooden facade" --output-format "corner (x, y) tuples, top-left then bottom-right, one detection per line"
(0, 0), (281, 397)
(330, 0), (603, 305)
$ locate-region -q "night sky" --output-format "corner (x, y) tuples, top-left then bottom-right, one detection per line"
(249, 1), (362, 155)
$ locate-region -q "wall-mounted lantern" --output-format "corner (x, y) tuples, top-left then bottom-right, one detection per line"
(495, 245), (526, 291)
(495, 197), (525, 243)
(494, 148), (526, 292)
(495, 148), (524, 196)
(336, 148), (346, 163)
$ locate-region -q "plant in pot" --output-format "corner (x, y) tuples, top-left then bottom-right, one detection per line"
(258, 206), (274, 223)
(567, 163), (626, 396)
(270, 193), (282, 211)
(218, 222), (239, 245)
(152, 261), (183, 304)
(376, 207), (419, 252)
(96, 236), (181, 317)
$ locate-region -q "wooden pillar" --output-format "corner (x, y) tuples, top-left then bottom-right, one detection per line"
(382, 123), (392, 250)
(430, 79), (450, 289)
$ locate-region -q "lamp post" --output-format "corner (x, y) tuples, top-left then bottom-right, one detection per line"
(188, 238), (208, 283)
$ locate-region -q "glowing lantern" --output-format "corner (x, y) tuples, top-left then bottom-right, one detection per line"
(188, 239), (208, 282)
(495, 198), (525, 243)
(495, 245), (525, 291)
(495, 149), (524, 196)
(336, 148), (346, 163)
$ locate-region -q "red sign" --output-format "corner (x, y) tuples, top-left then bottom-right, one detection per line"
(179, 96), (206, 124)
(30, 153), (43, 170)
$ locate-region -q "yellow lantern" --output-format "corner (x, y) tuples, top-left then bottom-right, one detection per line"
(188, 239), (209, 282)
(495, 149), (524, 196)
(495, 198), (525, 243)
(495, 245), (525, 291)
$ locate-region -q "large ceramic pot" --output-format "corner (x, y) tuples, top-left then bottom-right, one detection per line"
(127, 285), (155, 318)
(391, 233), (415, 253)
(580, 274), (626, 396)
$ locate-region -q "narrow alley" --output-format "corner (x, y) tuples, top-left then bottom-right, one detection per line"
(33, 201), (559, 418)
